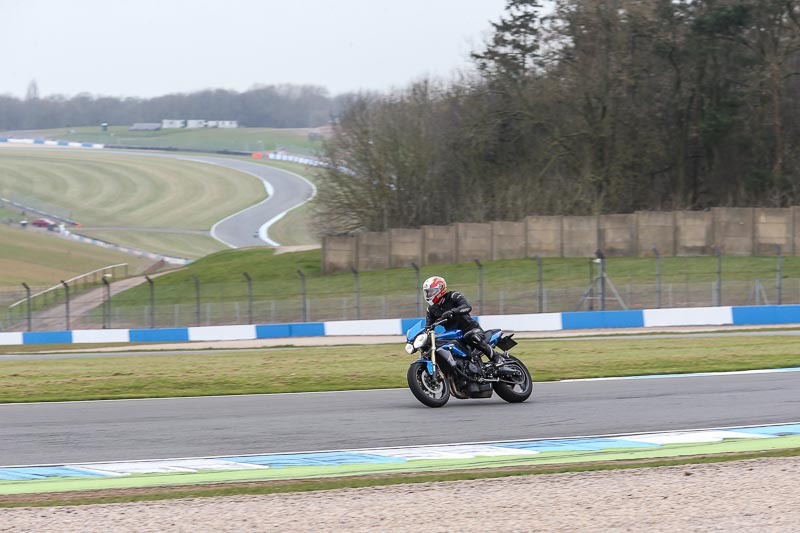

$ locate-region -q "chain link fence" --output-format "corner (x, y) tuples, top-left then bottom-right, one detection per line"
(3, 256), (798, 332)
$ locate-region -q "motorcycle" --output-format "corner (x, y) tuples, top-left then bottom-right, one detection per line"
(404, 318), (533, 407)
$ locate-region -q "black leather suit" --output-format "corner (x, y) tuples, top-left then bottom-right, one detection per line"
(425, 291), (495, 360)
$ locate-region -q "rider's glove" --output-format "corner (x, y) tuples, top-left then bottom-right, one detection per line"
(441, 310), (454, 320)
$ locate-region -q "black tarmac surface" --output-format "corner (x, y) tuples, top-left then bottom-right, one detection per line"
(1, 371), (797, 466)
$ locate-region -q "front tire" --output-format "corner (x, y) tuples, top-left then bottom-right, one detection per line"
(407, 361), (450, 407)
(493, 357), (533, 403)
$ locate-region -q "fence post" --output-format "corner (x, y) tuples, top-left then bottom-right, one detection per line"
(776, 244), (783, 305)
(102, 274), (112, 329)
(712, 245), (722, 306)
(60, 280), (70, 331)
(652, 247), (661, 309)
(595, 249), (606, 311)
(21, 282), (32, 332)
(534, 255), (543, 313)
(145, 276), (155, 328)
(474, 259), (484, 314)
(242, 272), (253, 324)
(411, 262), (421, 317)
(351, 268), (360, 320)
(191, 274), (201, 326)
(296, 269), (307, 322)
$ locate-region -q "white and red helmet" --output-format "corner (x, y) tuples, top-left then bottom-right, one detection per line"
(423, 276), (447, 306)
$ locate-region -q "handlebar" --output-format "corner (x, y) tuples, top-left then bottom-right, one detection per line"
(427, 317), (448, 330)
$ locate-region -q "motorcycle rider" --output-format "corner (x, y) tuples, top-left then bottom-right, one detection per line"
(423, 275), (505, 366)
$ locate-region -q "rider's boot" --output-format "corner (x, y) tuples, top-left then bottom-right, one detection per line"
(492, 348), (507, 366)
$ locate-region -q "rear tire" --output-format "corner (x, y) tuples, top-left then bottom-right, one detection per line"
(493, 357), (533, 403)
(407, 361), (450, 407)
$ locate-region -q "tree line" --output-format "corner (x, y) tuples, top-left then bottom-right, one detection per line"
(0, 83), (347, 130)
(315, 0), (800, 233)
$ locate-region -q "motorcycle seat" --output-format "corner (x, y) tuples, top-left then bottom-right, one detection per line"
(484, 329), (501, 343)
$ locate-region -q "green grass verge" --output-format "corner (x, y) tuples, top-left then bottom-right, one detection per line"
(1, 335), (798, 402)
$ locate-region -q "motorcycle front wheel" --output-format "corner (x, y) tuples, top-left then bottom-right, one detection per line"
(407, 361), (450, 407)
(493, 357), (533, 403)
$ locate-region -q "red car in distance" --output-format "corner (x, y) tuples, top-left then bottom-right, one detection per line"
(31, 218), (55, 227)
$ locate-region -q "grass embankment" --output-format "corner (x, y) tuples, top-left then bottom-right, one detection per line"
(29, 126), (323, 155)
(1, 335), (798, 403)
(111, 246), (800, 310)
(0, 224), (153, 289)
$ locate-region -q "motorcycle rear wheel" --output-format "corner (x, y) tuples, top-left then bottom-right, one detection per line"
(493, 357), (533, 403)
(407, 361), (450, 407)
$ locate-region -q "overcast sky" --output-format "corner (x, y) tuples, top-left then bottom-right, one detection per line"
(1, 0), (509, 99)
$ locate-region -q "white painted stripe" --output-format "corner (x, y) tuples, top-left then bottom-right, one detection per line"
(644, 306), (733, 327)
(478, 313), (563, 332)
(324, 319), (403, 336)
(188, 325), (256, 342)
(620, 430), (773, 445)
(72, 329), (130, 344)
(77, 459), (265, 475)
(558, 367), (800, 382)
(0, 332), (23, 345)
(363, 444), (539, 460)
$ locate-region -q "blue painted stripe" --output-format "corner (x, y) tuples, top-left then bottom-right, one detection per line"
(0, 138), (7, 142)
(562, 310), (644, 330)
(0, 466), (109, 480)
(402, 318), (424, 333)
(56, 141), (69, 146)
(732, 424), (800, 436)
(732, 305), (800, 325)
(255, 324), (291, 338)
(33, 139), (45, 144)
(129, 328), (189, 343)
(81, 143), (95, 147)
(223, 452), (405, 468)
(23, 331), (72, 345)
(288, 322), (325, 337)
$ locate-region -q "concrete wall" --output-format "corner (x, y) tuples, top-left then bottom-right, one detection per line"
(356, 231), (389, 271)
(388, 228), (422, 268)
(713, 207), (754, 256)
(455, 223), (493, 262)
(525, 216), (562, 257)
(322, 207), (800, 273)
(676, 211), (713, 256)
(562, 216), (598, 257)
(422, 225), (456, 265)
(754, 208), (790, 256)
(636, 211), (675, 256)
(491, 221), (526, 260)
(322, 235), (356, 274)
(599, 214), (635, 256)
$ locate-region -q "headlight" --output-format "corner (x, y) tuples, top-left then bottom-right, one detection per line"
(405, 343), (414, 354)
(413, 333), (427, 349)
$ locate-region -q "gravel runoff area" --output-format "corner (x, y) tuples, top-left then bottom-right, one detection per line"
(1, 456), (798, 532)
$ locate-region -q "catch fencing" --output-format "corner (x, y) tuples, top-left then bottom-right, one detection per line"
(2, 254), (798, 332)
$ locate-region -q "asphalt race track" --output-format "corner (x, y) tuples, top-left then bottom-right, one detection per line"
(0, 370), (796, 466)
(189, 155), (315, 248)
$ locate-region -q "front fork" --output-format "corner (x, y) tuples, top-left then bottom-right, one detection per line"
(426, 329), (437, 375)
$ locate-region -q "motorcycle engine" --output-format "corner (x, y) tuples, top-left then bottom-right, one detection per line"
(466, 356), (482, 377)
